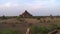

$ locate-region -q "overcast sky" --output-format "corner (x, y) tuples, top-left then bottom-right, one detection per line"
(0, 0), (60, 16)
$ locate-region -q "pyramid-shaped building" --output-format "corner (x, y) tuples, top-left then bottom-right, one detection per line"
(20, 10), (33, 18)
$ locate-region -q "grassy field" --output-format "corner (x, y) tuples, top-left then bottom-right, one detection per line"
(0, 16), (60, 34)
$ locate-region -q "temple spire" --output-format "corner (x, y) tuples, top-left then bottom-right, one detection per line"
(20, 10), (33, 18)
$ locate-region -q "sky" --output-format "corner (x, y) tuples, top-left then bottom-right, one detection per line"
(0, 0), (60, 16)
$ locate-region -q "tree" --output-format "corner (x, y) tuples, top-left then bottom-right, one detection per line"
(1, 15), (7, 19)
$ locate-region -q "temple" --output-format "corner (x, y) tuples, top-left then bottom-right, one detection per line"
(20, 10), (33, 18)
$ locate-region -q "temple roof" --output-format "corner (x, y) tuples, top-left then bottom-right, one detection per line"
(20, 10), (33, 17)
(21, 10), (32, 16)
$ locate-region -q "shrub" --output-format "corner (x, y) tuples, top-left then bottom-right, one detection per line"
(30, 26), (40, 34)
(16, 16), (25, 21)
(1, 30), (12, 34)
(16, 16), (20, 20)
(30, 26), (50, 34)
(0, 32), (1, 34)
(12, 30), (19, 34)
(0, 29), (19, 34)
(37, 17), (40, 20)
(38, 26), (51, 34)
(1, 15), (7, 19)
(50, 24), (60, 30)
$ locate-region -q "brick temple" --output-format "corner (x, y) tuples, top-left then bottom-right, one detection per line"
(20, 10), (33, 18)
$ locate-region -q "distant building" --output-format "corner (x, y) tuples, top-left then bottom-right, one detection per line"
(20, 10), (33, 18)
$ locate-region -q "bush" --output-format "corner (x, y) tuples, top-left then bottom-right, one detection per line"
(30, 26), (50, 34)
(39, 26), (51, 34)
(12, 30), (19, 34)
(1, 15), (7, 19)
(50, 24), (60, 30)
(30, 26), (40, 34)
(1, 30), (11, 34)
(0, 29), (19, 34)
(0, 32), (1, 34)
(16, 16), (20, 20)
(16, 16), (24, 22)
(37, 17), (40, 20)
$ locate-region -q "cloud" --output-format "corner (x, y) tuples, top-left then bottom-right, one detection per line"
(0, 0), (60, 16)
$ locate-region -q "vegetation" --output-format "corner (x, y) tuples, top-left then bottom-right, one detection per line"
(16, 16), (21, 20)
(29, 23), (60, 34)
(0, 16), (60, 34)
(30, 26), (51, 34)
(50, 24), (60, 30)
(0, 15), (7, 20)
(0, 29), (19, 34)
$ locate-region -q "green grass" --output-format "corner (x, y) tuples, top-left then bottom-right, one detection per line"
(0, 29), (19, 34)
(30, 26), (51, 34)
(29, 24), (60, 34)
(49, 23), (60, 30)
